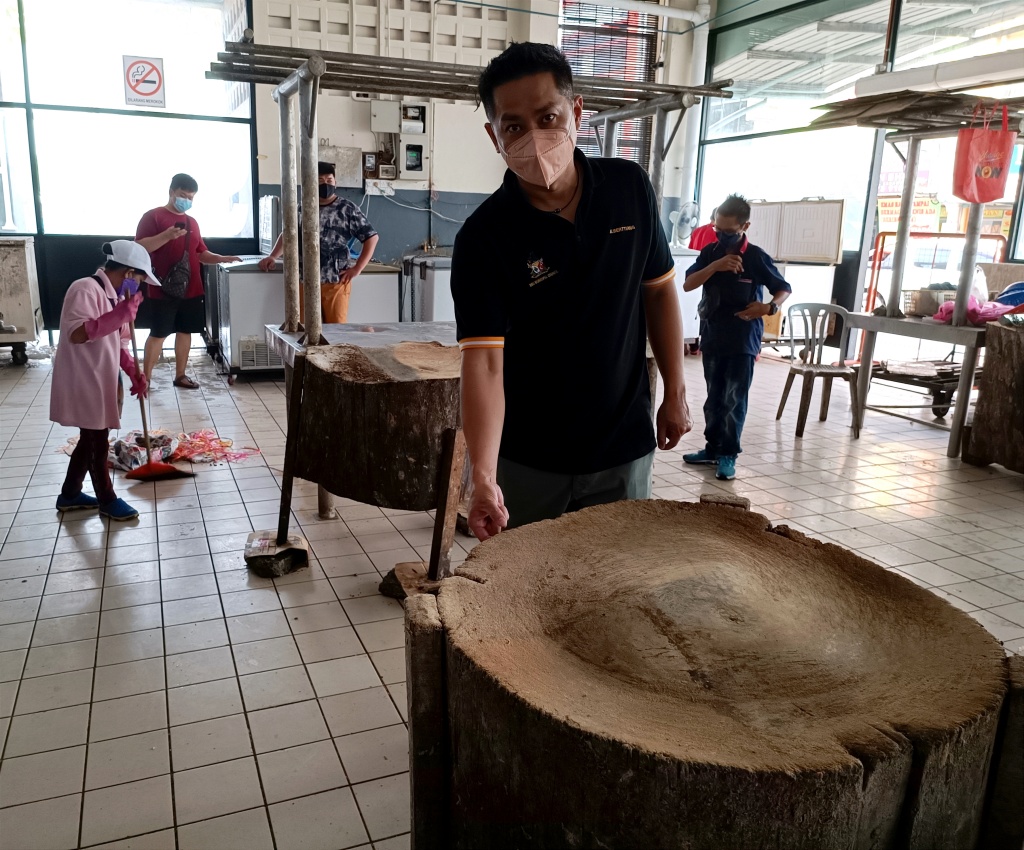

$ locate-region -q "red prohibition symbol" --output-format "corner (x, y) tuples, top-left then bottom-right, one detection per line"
(127, 61), (163, 96)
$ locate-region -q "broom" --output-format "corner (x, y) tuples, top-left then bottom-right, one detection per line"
(125, 320), (196, 482)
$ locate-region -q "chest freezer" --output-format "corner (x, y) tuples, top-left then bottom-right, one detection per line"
(0, 237), (42, 364)
(215, 257), (286, 374)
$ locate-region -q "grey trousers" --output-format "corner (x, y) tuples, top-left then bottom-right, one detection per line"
(497, 451), (655, 530)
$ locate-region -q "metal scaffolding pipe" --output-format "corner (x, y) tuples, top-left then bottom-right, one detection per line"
(649, 107), (667, 213)
(589, 90), (701, 124)
(224, 41), (721, 96)
(601, 122), (617, 157)
(276, 94), (300, 333)
(952, 202), (984, 327)
(886, 136), (921, 318)
(298, 73), (322, 347)
(272, 53), (326, 100)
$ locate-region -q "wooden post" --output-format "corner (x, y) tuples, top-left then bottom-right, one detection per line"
(278, 356), (307, 545)
(428, 428), (466, 582)
(405, 594), (450, 850)
(379, 428), (466, 599)
(981, 655), (1024, 849)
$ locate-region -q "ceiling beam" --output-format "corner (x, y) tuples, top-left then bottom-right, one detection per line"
(816, 21), (972, 37)
(746, 49), (879, 64)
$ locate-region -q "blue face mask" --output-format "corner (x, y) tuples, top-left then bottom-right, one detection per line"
(173, 196), (192, 213)
(120, 276), (140, 298)
(717, 230), (743, 246)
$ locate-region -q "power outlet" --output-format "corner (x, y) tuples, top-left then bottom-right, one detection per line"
(365, 180), (395, 197)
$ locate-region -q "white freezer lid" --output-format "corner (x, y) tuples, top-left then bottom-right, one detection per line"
(218, 255), (272, 273)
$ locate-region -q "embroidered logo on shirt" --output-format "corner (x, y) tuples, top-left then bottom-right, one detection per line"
(609, 225), (636, 234)
(526, 254), (558, 287)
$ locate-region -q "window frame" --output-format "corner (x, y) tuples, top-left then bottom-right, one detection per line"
(0, 0), (258, 238)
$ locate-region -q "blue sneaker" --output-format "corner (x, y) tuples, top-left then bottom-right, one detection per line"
(56, 492), (100, 512)
(683, 449), (717, 465)
(716, 456), (737, 481)
(99, 498), (139, 522)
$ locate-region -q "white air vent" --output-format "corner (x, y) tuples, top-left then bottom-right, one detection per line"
(240, 336), (283, 370)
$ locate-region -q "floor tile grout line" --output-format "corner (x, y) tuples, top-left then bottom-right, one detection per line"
(193, 455), (282, 850)
(0, 419), (67, 765)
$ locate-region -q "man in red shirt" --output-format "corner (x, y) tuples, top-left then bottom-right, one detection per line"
(136, 173), (240, 389)
(688, 207), (718, 251)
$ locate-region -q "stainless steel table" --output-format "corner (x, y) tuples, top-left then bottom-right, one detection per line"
(266, 321), (457, 367)
(846, 312), (987, 457)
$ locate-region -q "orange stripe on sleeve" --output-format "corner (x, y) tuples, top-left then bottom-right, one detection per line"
(642, 269), (676, 288)
(458, 337), (505, 351)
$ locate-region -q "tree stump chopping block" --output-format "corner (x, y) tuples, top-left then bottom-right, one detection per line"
(293, 342), (461, 511)
(421, 501), (1009, 850)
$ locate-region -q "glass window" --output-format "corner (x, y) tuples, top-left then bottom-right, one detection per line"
(560, 0), (659, 168)
(699, 126), (877, 252)
(0, 0), (25, 102)
(33, 111), (252, 237)
(0, 108), (36, 233)
(706, 0), (888, 139)
(877, 137), (1021, 246)
(893, 3), (1024, 70)
(22, 0), (248, 118)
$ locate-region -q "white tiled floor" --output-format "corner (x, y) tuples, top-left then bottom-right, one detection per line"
(1, 345), (1022, 850)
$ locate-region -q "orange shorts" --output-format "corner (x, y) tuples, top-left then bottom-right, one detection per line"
(299, 281), (352, 324)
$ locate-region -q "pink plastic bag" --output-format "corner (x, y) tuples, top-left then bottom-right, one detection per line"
(933, 295), (1013, 326)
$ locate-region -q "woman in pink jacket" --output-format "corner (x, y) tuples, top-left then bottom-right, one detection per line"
(50, 241), (158, 521)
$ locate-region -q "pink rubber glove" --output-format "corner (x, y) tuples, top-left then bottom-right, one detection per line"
(119, 349), (148, 399)
(84, 292), (142, 341)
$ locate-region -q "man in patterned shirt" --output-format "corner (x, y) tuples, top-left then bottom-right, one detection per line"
(259, 161), (380, 323)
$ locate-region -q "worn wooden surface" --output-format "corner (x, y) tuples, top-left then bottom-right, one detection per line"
(294, 342), (460, 511)
(405, 594), (449, 850)
(425, 501), (1008, 850)
(982, 655), (1024, 850)
(967, 322), (1024, 474)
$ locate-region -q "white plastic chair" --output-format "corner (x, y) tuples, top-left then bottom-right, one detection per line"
(775, 302), (860, 439)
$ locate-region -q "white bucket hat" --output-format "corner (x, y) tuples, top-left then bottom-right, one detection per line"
(103, 240), (161, 288)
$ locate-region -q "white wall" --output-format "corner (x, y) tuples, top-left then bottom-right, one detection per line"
(658, 0), (702, 201)
(250, 0), (705, 198)
(251, 0), (518, 194)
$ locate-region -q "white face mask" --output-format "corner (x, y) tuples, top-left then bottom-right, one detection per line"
(501, 128), (576, 190)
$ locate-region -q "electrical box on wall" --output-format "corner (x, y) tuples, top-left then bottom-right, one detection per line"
(371, 100), (401, 133)
(399, 140), (428, 181)
(398, 101), (430, 181)
(401, 103), (427, 135)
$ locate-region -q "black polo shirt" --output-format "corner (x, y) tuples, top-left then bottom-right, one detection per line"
(451, 150), (675, 475)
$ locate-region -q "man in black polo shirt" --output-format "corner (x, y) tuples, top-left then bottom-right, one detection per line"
(451, 42), (691, 541)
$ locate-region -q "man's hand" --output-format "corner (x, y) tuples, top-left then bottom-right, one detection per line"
(735, 301), (771, 321)
(339, 269), (358, 285)
(656, 394), (692, 450)
(258, 256), (278, 272)
(713, 255), (744, 274)
(468, 479), (509, 542)
(162, 225), (186, 242)
(224, 256), (242, 264)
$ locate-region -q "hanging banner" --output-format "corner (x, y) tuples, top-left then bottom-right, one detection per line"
(123, 56), (165, 108)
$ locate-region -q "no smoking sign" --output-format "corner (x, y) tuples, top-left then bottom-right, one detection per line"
(123, 56), (165, 108)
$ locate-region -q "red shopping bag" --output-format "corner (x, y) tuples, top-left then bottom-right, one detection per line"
(952, 105), (1016, 204)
